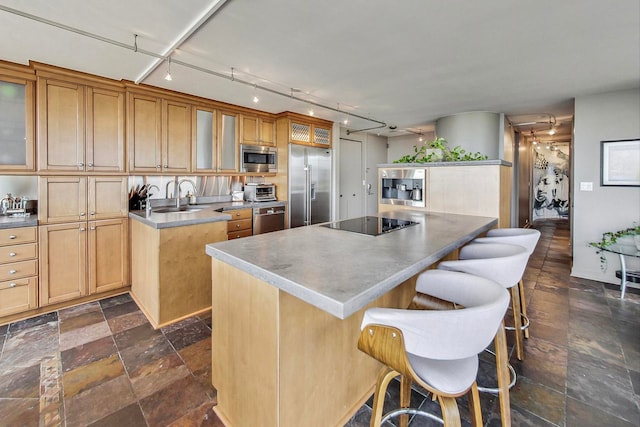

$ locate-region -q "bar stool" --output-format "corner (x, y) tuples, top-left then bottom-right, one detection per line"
(438, 243), (529, 427)
(474, 228), (541, 339)
(358, 269), (510, 427)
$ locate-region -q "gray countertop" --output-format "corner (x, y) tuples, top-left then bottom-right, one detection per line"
(129, 200), (286, 229)
(0, 215), (38, 230)
(205, 210), (497, 319)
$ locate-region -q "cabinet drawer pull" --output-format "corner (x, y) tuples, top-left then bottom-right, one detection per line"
(9, 235), (16, 239)
(236, 224), (241, 228)
(9, 269), (17, 274)
(9, 252), (16, 257)
(236, 213), (241, 217)
(9, 283), (16, 288)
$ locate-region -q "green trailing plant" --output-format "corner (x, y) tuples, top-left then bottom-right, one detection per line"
(393, 137), (489, 163)
(588, 223), (640, 271)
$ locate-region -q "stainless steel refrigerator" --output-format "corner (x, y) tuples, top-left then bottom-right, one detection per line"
(288, 144), (332, 227)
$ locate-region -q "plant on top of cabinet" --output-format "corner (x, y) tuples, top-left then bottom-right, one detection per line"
(0, 61), (35, 171)
(393, 137), (489, 163)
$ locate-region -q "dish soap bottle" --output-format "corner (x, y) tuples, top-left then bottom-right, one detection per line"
(186, 191), (197, 205)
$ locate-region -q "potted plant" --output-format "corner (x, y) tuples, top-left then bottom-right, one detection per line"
(393, 137), (488, 163)
(589, 223), (640, 271)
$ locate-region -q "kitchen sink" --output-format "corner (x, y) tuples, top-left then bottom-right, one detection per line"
(153, 206), (203, 213)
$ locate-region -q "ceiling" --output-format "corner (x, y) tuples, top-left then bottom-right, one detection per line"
(1, 0), (638, 138)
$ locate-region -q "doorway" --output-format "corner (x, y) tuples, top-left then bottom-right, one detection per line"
(338, 137), (363, 220)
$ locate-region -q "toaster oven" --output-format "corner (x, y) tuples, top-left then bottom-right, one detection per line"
(244, 183), (276, 202)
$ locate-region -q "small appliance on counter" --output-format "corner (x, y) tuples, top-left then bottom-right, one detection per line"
(244, 183), (276, 202)
(1, 193), (35, 217)
(232, 190), (244, 202)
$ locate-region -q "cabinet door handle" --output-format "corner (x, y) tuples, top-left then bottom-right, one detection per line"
(163, 164), (168, 168)
(89, 212), (95, 216)
(88, 162), (94, 167)
(156, 165), (161, 168)
(8, 252), (16, 257)
(8, 269), (17, 274)
(90, 226), (96, 230)
(9, 235), (16, 239)
(79, 162), (84, 167)
(80, 227), (86, 232)
(80, 212), (85, 217)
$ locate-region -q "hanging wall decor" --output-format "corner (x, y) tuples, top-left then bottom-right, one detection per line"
(601, 139), (640, 187)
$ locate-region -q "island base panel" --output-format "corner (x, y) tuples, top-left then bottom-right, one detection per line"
(211, 259), (416, 427)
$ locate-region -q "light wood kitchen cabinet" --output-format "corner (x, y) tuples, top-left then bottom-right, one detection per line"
(130, 219), (227, 328)
(128, 91), (162, 172)
(226, 208), (252, 240)
(0, 61), (36, 171)
(192, 107), (217, 172)
(39, 222), (86, 306)
(241, 114), (275, 146)
(37, 77), (125, 172)
(128, 91), (191, 173)
(278, 112), (333, 148)
(0, 226), (38, 317)
(38, 176), (127, 224)
(88, 219), (128, 294)
(162, 99), (191, 173)
(39, 218), (128, 306)
(218, 111), (239, 172)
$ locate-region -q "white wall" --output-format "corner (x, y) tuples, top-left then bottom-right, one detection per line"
(435, 112), (502, 159)
(571, 88), (640, 284)
(387, 131), (436, 163)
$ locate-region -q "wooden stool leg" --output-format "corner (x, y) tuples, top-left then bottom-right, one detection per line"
(370, 368), (398, 427)
(437, 395), (462, 427)
(399, 375), (411, 427)
(519, 279), (530, 339)
(510, 286), (525, 361)
(494, 322), (512, 427)
(467, 382), (483, 427)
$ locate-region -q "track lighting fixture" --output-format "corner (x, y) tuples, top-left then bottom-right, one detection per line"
(252, 84), (259, 103)
(164, 58), (172, 81)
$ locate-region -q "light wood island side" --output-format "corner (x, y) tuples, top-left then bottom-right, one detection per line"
(206, 210), (498, 427)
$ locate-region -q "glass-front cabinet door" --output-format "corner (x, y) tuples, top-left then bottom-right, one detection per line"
(218, 111), (238, 172)
(0, 75), (35, 171)
(193, 107), (216, 172)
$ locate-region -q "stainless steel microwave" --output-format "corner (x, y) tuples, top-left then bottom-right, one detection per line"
(241, 144), (277, 173)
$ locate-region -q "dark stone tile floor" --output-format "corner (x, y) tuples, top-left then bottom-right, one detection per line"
(0, 219), (638, 426)
(0, 294), (220, 426)
(345, 220), (640, 427)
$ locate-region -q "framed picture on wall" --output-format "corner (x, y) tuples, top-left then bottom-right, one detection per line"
(600, 139), (640, 186)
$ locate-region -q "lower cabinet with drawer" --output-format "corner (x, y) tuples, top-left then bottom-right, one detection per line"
(0, 226), (39, 318)
(226, 208), (253, 240)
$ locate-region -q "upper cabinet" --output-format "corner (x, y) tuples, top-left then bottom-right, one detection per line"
(0, 61), (35, 171)
(241, 114), (275, 146)
(192, 107), (216, 172)
(35, 63), (125, 173)
(218, 111), (239, 172)
(279, 112), (333, 148)
(127, 88), (191, 174)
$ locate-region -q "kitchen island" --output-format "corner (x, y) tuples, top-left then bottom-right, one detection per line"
(205, 210), (497, 427)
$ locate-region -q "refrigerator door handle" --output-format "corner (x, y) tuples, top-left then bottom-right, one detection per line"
(304, 165), (312, 226)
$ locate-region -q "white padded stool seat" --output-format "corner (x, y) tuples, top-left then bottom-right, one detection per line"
(359, 269), (510, 426)
(476, 228), (541, 256)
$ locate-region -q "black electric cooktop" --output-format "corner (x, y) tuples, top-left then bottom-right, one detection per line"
(321, 216), (419, 236)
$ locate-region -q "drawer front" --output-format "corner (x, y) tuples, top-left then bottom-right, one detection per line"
(227, 209), (252, 220)
(0, 277), (38, 318)
(227, 218), (252, 233)
(0, 227), (37, 246)
(0, 243), (38, 264)
(227, 229), (253, 240)
(0, 260), (38, 281)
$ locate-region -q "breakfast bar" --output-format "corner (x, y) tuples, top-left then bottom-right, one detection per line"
(205, 210), (497, 427)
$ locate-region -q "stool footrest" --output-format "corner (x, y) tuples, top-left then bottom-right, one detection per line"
(382, 408), (444, 425)
(505, 313), (530, 332)
(477, 349), (517, 393)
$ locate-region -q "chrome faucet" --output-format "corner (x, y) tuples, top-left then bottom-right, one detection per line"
(168, 178), (197, 209)
(145, 184), (160, 213)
